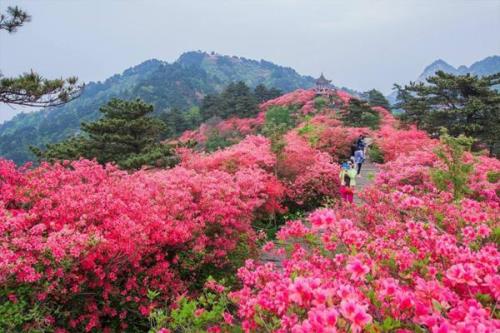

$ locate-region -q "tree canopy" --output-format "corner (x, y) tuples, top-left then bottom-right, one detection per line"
(200, 81), (259, 120)
(0, 6), (30, 32)
(367, 89), (390, 109)
(0, 6), (82, 107)
(33, 98), (177, 169)
(200, 82), (282, 121)
(253, 84), (282, 103)
(395, 71), (500, 155)
(341, 99), (381, 129)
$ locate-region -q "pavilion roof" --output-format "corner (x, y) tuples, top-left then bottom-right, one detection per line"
(316, 73), (331, 85)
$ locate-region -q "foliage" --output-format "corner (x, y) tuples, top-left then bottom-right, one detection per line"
(0, 6), (82, 108)
(204, 129), (233, 152)
(2, 86), (499, 332)
(342, 99), (381, 129)
(314, 96), (327, 110)
(0, 51), (311, 165)
(375, 125), (437, 162)
(33, 98), (177, 169)
(431, 129), (475, 200)
(262, 106), (296, 156)
(253, 84), (282, 103)
(149, 278), (236, 333)
(367, 89), (390, 109)
(297, 116), (368, 161)
(200, 81), (259, 120)
(395, 71), (500, 156)
(368, 142), (384, 163)
(0, 6), (30, 32)
(278, 133), (341, 210)
(231, 148), (500, 332)
(0, 156), (281, 331)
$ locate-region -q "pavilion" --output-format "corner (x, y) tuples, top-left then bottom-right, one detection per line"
(314, 73), (334, 96)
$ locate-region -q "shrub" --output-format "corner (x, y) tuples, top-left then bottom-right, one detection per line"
(231, 150), (500, 332)
(368, 142), (384, 163)
(0, 160), (278, 331)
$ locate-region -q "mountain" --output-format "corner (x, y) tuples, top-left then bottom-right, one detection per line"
(418, 56), (500, 80)
(0, 51), (316, 164)
(388, 55), (500, 105)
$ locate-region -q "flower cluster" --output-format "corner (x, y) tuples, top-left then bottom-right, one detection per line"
(0, 158), (280, 331)
(2, 87), (499, 332)
(278, 133), (341, 208)
(231, 144), (500, 332)
(375, 125), (438, 161)
(260, 89), (317, 112)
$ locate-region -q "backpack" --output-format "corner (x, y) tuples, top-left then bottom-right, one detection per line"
(356, 138), (365, 150)
(344, 174), (351, 187)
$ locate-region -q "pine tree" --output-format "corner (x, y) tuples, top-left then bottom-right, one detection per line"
(34, 99), (177, 169)
(367, 89), (390, 109)
(395, 71), (500, 155)
(254, 84), (282, 103)
(200, 82), (259, 120)
(342, 99), (381, 129)
(0, 6), (82, 107)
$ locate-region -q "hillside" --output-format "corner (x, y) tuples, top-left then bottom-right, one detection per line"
(0, 51), (316, 164)
(2, 87), (499, 331)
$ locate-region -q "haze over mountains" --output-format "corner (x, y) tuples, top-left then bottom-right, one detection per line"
(417, 56), (500, 81)
(0, 51), (316, 164)
(387, 55), (500, 104)
(1, 51), (499, 165)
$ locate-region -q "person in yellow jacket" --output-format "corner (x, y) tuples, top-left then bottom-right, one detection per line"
(339, 161), (357, 203)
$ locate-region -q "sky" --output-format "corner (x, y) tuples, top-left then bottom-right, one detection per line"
(0, 0), (499, 122)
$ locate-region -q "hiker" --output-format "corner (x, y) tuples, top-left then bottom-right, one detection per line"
(350, 143), (358, 159)
(354, 147), (365, 175)
(356, 135), (366, 152)
(339, 161), (357, 203)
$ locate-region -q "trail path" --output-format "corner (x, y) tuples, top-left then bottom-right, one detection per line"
(353, 161), (379, 204)
(260, 139), (380, 267)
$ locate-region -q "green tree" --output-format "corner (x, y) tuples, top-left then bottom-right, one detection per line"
(254, 84), (282, 103)
(158, 107), (190, 138)
(34, 99), (177, 169)
(431, 129), (474, 201)
(262, 106), (295, 157)
(367, 89), (390, 109)
(395, 71), (500, 155)
(0, 6), (30, 32)
(200, 81), (259, 120)
(342, 99), (381, 129)
(0, 6), (82, 107)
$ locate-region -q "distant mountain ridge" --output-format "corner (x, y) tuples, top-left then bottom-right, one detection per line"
(418, 55), (500, 81)
(0, 51), (317, 164)
(387, 55), (500, 105)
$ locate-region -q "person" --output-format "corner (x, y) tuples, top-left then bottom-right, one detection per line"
(354, 147), (365, 175)
(350, 143), (358, 159)
(339, 161), (357, 203)
(356, 135), (366, 152)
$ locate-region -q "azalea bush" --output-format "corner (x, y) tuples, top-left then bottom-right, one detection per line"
(2, 87), (499, 332)
(375, 125), (437, 162)
(0, 159), (280, 331)
(297, 116), (369, 161)
(230, 143), (500, 333)
(278, 133), (341, 210)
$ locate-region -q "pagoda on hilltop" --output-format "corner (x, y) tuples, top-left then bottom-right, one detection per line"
(314, 73), (334, 96)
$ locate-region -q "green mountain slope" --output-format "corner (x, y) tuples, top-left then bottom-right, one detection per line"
(0, 51), (315, 164)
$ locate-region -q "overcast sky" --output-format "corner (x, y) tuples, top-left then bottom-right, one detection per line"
(1, 0), (499, 122)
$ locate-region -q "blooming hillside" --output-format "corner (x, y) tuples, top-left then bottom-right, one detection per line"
(1, 88), (499, 332)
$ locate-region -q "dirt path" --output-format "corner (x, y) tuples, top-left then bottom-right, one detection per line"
(353, 161), (379, 204)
